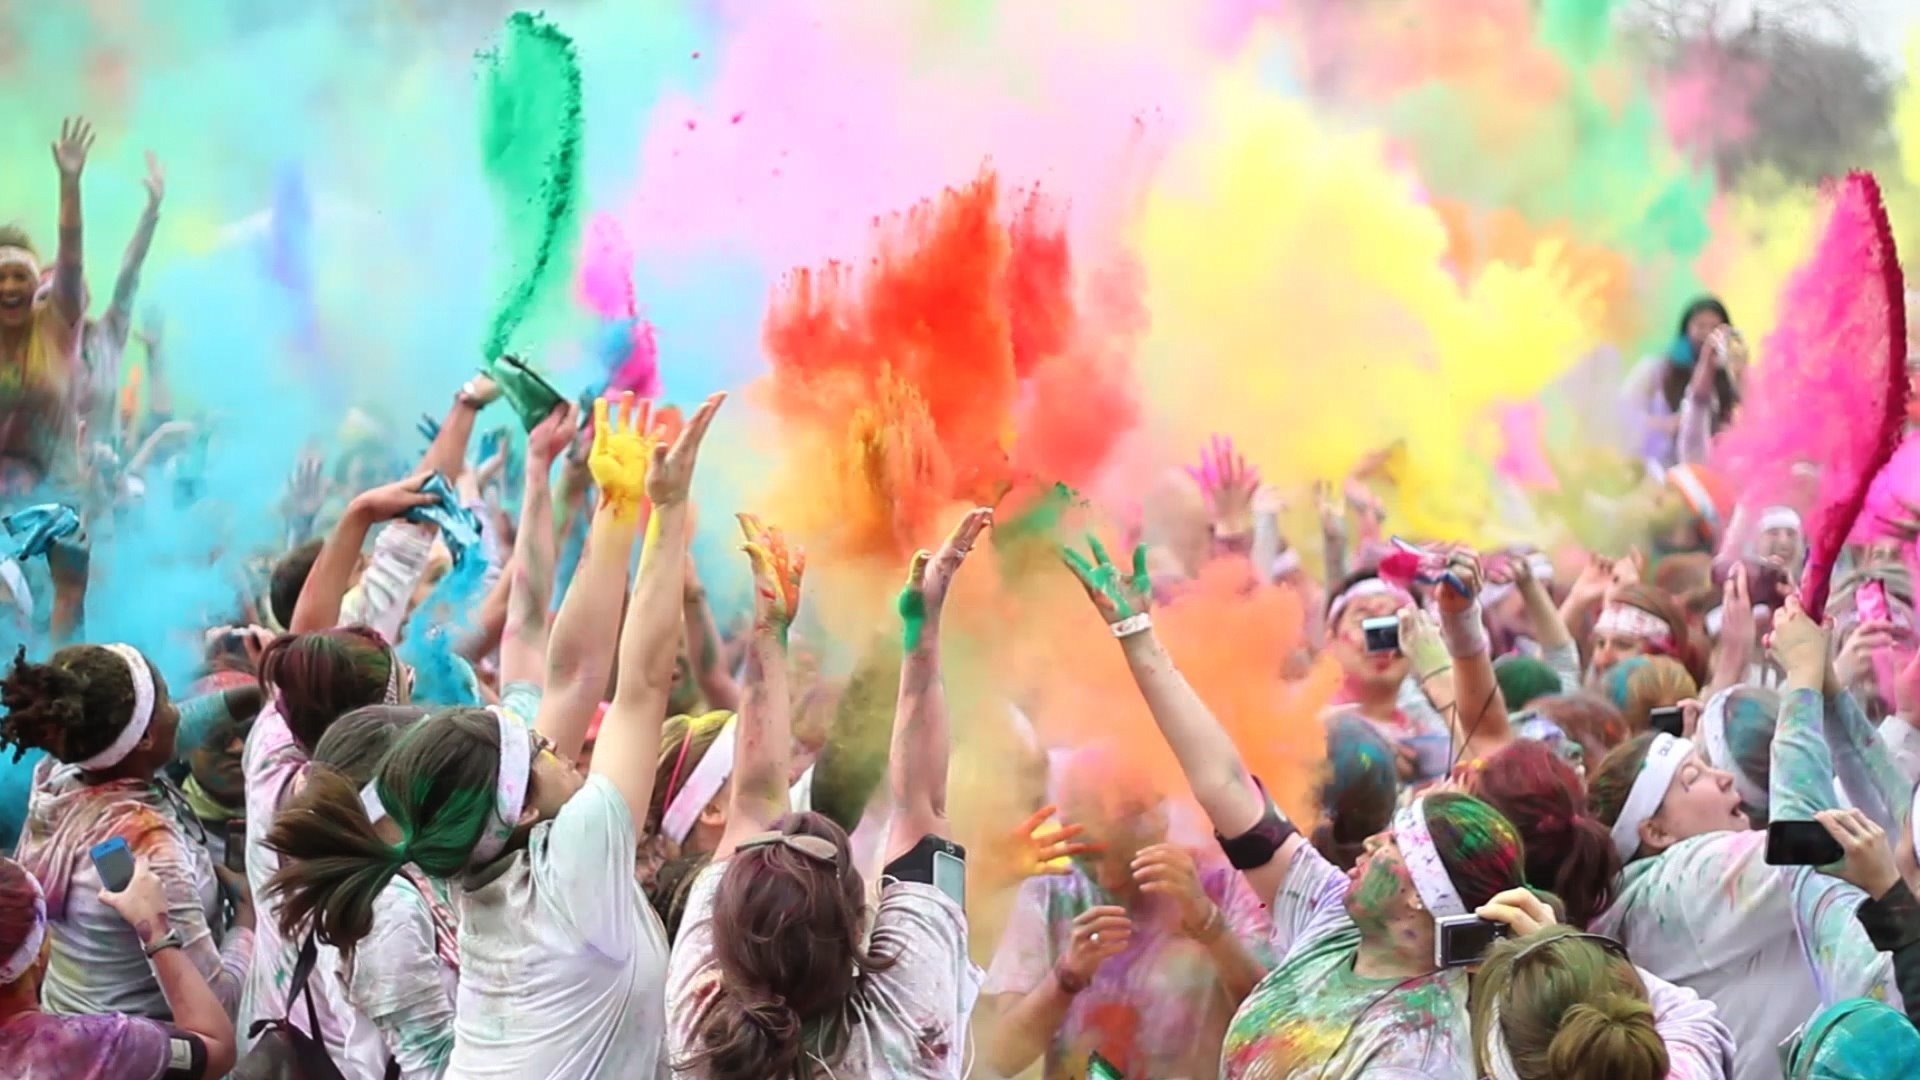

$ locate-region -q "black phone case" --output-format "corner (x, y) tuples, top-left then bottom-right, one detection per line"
(94, 846), (135, 892)
(1765, 822), (1845, 866)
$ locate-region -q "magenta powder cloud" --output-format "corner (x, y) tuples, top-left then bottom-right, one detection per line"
(609, 0), (1244, 272)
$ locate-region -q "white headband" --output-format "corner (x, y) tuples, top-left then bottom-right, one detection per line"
(662, 714), (737, 845)
(1760, 506), (1803, 534)
(77, 645), (157, 771)
(0, 245), (40, 279)
(0, 870), (46, 984)
(1330, 577), (1413, 627)
(1594, 604), (1673, 647)
(469, 708), (531, 866)
(1697, 690), (1768, 809)
(359, 707), (529, 869)
(1609, 733), (1694, 861)
(1393, 797), (1467, 918)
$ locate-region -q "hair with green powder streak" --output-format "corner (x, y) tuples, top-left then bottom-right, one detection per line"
(478, 11), (585, 360)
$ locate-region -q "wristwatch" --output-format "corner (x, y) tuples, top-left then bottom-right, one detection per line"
(143, 929), (184, 958)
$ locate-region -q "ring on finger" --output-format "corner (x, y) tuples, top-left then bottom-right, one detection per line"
(1091, 931), (1101, 945)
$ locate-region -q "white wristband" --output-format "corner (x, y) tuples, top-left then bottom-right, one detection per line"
(1111, 613), (1153, 638)
(1439, 601), (1489, 659)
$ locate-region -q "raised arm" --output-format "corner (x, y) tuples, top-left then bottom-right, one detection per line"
(105, 152), (163, 340)
(531, 398), (654, 758)
(1062, 537), (1296, 905)
(1439, 552), (1511, 759)
(682, 555), (741, 712)
(49, 117), (95, 331)
(715, 514), (803, 859)
(288, 473), (434, 634)
(884, 508), (991, 861)
(593, 392), (725, 829)
(499, 404), (571, 689)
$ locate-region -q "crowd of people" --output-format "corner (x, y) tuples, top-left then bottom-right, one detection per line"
(2, 103), (1920, 1080)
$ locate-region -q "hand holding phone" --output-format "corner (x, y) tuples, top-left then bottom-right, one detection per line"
(224, 820), (248, 874)
(1766, 820), (1846, 866)
(90, 836), (136, 893)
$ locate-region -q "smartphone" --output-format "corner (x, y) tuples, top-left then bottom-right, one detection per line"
(1087, 1052), (1125, 1080)
(884, 834), (968, 908)
(1403, 734), (1453, 780)
(1648, 706), (1685, 739)
(1766, 820), (1846, 866)
(1857, 579), (1891, 624)
(1434, 913), (1510, 967)
(1361, 616), (1400, 654)
(224, 820), (248, 874)
(91, 836), (135, 892)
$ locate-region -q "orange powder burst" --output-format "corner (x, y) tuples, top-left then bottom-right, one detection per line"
(760, 169), (1138, 565)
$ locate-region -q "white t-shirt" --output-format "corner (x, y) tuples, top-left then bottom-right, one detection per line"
(449, 774), (671, 1079)
(666, 860), (971, 1078)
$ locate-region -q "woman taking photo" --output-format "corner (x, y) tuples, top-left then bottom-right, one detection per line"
(1061, 540), (1523, 1076)
(667, 509), (988, 1078)
(265, 391), (724, 1078)
(1588, 596), (1900, 1078)
(1467, 890), (1733, 1079)
(4, 641), (253, 1019)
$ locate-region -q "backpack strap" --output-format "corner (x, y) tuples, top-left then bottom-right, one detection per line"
(286, 932), (326, 1039)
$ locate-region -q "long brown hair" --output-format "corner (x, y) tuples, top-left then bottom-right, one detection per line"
(677, 811), (897, 1080)
(264, 707), (506, 950)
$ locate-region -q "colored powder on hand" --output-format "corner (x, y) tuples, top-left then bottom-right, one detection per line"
(478, 11), (585, 361)
(1716, 173), (1906, 618)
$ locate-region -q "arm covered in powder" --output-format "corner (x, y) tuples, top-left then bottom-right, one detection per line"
(1639, 967), (1735, 1080)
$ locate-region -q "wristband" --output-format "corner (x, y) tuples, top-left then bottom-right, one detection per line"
(1439, 600), (1489, 659)
(1111, 613), (1153, 638)
(1186, 903), (1226, 944)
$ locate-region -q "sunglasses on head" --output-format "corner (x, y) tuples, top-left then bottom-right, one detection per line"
(737, 830), (840, 868)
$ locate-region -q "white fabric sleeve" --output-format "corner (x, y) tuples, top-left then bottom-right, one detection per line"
(341, 521), (437, 641)
(1639, 966), (1735, 1080)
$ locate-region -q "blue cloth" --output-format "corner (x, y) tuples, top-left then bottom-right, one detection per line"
(1, 503), (80, 560)
(1666, 333), (1697, 370)
(1785, 997), (1920, 1079)
(0, 747), (45, 853)
(401, 473), (484, 569)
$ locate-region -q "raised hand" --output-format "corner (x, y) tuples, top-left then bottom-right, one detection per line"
(644, 392), (726, 509)
(142, 150), (165, 207)
(1188, 434), (1260, 536)
(990, 804), (1099, 886)
(1061, 535), (1153, 626)
(53, 116), (95, 178)
(347, 471), (438, 524)
(899, 507), (991, 651)
(526, 403), (576, 469)
(1132, 843), (1218, 939)
(589, 393), (657, 519)
(1061, 906), (1133, 984)
(738, 513), (804, 637)
(285, 452), (326, 521)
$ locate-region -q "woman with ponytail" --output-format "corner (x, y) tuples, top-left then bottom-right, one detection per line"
(668, 509), (989, 1079)
(1467, 894), (1732, 1080)
(4, 641), (254, 1020)
(266, 392), (724, 1079)
(1587, 596), (1901, 1078)
(1461, 740), (1619, 927)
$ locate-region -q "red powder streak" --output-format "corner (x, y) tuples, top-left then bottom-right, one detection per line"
(762, 170), (1137, 561)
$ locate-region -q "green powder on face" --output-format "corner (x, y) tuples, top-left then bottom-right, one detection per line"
(477, 11), (584, 361)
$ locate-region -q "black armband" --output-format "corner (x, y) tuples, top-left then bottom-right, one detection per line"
(1213, 775), (1297, 871)
(160, 1028), (209, 1079)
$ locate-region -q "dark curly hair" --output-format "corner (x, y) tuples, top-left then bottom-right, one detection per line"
(0, 645), (167, 766)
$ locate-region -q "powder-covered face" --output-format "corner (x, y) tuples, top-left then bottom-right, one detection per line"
(1646, 749), (1748, 849)
(1343, 829), (1415, 931)
(0, 262), (34, 329)
(1332, 593), (1409, 690)
(1759, 528), (1803, 565)
(525, 731), (586, 821)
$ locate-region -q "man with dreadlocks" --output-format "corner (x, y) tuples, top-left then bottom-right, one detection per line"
(2, 641), (254, 1020)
